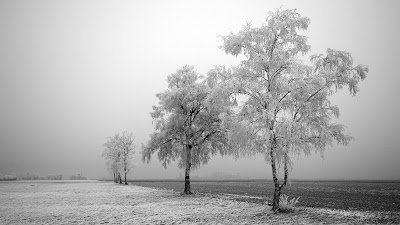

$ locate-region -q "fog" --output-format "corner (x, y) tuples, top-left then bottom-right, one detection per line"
(1, 0), (399, 180)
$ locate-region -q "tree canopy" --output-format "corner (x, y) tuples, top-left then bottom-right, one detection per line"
(142, 66), (230, 168)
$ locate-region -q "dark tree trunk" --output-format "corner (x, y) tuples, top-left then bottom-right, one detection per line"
(124, 171), (128, 185)
(124, 149), (128, 185)
(183, 145), (192, 194)
(272, 182), (281, 212)
(114, 162), (118, 183)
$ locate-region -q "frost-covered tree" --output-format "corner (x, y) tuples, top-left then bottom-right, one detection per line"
(142, 65), (230, 194)
(213, 8), (368, 212)
(103, 134), (121, 183)
(102, 132), (136, 184)
(118, 131), (136, 185)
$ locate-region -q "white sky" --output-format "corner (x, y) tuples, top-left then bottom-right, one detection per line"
(1, 0), (399, 180)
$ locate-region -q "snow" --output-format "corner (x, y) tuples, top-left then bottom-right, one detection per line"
(0, 181), (398, 224)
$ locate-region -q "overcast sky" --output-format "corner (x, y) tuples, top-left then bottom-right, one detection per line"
(1, 0), (399, 180)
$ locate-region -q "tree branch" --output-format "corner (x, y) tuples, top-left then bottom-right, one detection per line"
(161, 137), (178, 146)
(305, 87), (323, 103)
(293, 87), (324, 122)
(272, 62), (290, 78)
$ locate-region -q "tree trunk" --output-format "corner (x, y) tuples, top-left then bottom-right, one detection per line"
(270, 145), (280, 212)
(118, 172), (122, 184)
(124, 149), (128, 185)
(114, 164), (118, 183)
(184, 145), (192, 194)
(124, 171), (128, 185)
(270, 148), (290, 213)
(282, 151), (289, 187)
(272, 183), (281, 212)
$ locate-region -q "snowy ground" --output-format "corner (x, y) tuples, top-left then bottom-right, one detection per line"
(0, 181), (398, 224)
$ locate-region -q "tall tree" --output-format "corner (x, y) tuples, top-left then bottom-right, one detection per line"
(142, 65), (230, 194)
(215, 8), (368, 212)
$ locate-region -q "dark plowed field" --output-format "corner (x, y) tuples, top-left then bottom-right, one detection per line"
(132, 180), (400, 212)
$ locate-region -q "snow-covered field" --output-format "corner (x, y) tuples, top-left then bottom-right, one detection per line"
(0, 181), (398, 224)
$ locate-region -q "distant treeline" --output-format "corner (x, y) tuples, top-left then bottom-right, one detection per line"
(0, 173), (88, 181)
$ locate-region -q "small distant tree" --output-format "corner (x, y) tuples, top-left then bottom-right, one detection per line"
(102, 132), (136, 184)
(142, 65), (230, 194)
(103, 134), (121, 183)
(215, 8), (368, 212)
(118, 131), (136, 185)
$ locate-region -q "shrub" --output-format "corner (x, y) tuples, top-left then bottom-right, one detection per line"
(279, 194), (300, 213)
(69, 174), (88, 180)
(3, 175), (17, 181)
(17, 173), (45, 180)
(46, 174), (63, 180)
